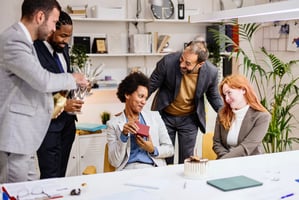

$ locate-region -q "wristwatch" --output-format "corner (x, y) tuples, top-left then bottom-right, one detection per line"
(150, 0), (174, 19)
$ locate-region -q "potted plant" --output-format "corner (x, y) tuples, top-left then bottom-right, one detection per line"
(210, 21), (299, 153)
(70, 44), (89, 69)
(101, 111), (111, 125)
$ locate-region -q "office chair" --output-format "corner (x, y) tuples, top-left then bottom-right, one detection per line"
(202, 132), (217, 160)
(104, 143), (115, 172)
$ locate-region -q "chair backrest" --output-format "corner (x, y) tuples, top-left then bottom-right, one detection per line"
(104, 143), (115, 172)
(202, 132), (217, 160)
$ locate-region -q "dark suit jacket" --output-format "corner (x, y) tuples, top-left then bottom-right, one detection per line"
(149, 51), (223, 133)
(213, 107), (271, 159)
(34, 40), (76, 132)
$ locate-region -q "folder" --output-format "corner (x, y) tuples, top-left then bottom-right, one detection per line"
(207, 175), (263, 191)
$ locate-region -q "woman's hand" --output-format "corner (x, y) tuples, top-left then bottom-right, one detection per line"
(136, 135), (155, 153)
(122, 121), (138, 136)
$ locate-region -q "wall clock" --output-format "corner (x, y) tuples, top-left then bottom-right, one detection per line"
(150, 0), (174, 19)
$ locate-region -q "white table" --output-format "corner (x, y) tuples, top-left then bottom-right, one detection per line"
(2, 150), (299, 200)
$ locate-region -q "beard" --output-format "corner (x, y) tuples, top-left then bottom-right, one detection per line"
(52, 43), (65, 53)
(37, 22), (52, 41)
(180, 68), (193, 75)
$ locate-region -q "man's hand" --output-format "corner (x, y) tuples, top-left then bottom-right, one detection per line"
(72, 73), (89, 87)
(64, 99), (84, 113)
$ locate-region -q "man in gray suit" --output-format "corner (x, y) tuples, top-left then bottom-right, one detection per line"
(149, 41), (223, 164)
(0, 0), (88, 183)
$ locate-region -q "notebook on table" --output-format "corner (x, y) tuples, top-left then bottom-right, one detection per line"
(207, 175), (263, 191)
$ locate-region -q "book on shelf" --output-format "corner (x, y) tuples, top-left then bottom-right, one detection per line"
(151, 32), (158, 53)
(157, 35), (171, 53)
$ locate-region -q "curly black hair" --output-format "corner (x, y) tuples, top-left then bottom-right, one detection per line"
(117, 72), (149, 103)
(56, 10), (72, 30)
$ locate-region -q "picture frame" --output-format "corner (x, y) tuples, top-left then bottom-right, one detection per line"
(92, 37), (108, 53)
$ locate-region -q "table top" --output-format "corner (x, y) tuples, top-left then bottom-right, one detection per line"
(2, 150), (299, 200)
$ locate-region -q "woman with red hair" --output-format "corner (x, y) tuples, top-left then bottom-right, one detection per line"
(213, 74), (270, 159)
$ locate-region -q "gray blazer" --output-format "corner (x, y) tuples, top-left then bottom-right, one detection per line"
(106, 110), (174, 170)
(0, 23), (77, 154)
(149, 51), (223, 133)
(213, 107), (271, 159)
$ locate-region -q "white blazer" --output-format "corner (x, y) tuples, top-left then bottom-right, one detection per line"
(106, 110), (174, 170)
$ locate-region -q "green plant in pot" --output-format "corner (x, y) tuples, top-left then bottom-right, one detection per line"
(101, 111), (111, 125)
(210, 21), (299, 153)
(70, 44), (89, 69)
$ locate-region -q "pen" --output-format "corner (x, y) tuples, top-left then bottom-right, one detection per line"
(281, 193), (294, 199)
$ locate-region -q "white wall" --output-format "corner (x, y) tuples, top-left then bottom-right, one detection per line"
(0, 1), (21, 33)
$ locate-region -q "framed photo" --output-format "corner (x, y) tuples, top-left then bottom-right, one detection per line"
(92, 37), (108, 53)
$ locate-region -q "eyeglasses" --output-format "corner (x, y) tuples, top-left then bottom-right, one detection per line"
(17, 186), (50, 199)
(16, 185), (65, 200)
(179, 56), (198, 68)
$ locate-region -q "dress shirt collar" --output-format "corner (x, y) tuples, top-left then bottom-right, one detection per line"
(18, 22), (33, 44)
(43, 40), (54, 55)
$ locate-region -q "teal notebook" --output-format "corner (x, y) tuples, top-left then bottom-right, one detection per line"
(207, 175), (263, 191)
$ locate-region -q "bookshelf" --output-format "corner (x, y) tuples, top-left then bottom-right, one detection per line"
(59, 0), (209, 83)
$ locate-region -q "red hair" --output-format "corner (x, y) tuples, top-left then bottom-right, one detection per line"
(219, 74), (268, 130)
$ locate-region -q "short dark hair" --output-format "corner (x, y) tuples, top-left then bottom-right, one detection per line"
(56, 11), (72, 30)
(117, 72), (149, 103)
(21, 0), (61, 20)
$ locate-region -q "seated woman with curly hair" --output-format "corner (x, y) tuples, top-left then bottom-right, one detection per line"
(106, 72), (174, 170)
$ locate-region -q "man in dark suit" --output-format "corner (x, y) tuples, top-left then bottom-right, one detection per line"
(149, 40), (223, 164)
(34, 11), (84, 178)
